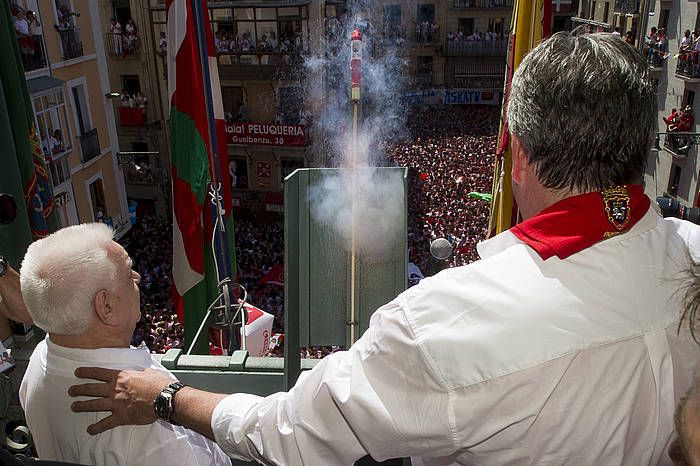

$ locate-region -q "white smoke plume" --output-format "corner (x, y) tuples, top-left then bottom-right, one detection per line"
(303, 1), (410, 260)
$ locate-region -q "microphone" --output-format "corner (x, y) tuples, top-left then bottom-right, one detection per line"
(430, 238), (453, 261)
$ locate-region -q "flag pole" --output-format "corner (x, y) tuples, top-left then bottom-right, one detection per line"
(190, 0), (241, 349)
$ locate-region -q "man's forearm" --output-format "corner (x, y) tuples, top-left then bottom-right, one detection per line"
(0, 266), (32, 323)
(172, 387), (228, 440)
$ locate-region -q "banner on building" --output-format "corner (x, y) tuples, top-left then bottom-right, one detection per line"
(400, 89), (504, 106)
(443, 89), (504, 105)
(225, 123), (307, 147)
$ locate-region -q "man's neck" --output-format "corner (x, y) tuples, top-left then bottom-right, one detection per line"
(50, 331), (130, 349)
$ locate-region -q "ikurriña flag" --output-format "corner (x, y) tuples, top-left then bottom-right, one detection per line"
(167, 0), (236, 353)
(0, 0), (57, 270)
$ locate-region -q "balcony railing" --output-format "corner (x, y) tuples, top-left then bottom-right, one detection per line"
(453, 0), (513, 7)
(412, 24), (440, 44)
(17, 34), (47, 71)
(643, 44), (667, 70)
(675, 51), (700, 79)
(664, 134), (691, 158)
(80, 128), (100, 163)
(445, 39), (508, 56)
(614, 0), (640, 15)
(57, 26), (83, 60)
(105, 32), (141, 57)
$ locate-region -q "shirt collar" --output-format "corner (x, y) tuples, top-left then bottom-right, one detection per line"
(45, 336), (153, 369)
(477, 185), (656, 260)
(508, 185), (651, 260)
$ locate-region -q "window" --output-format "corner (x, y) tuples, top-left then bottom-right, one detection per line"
(417, 56), (433, 86)
(590, 1), (596, 20)
(659, 9), (670, 31)
(458, 18), (474, 36)
(228, 156), (249, 189)
(48, 156), (70, 187)
(121, 75), (141, 95)
(32, 89), (72, 159)
(222, 86), (245, 121)
(603, 2), (609, 23)
(111, 0), (132, 28)
(668, 164), (682, 197)
(277, 86), (303, 125)
(488, 18), (505, 36)
(70, 83), (93, 135)
(88, 177), (107, 221)
(417, 4), (435, 24)
(683, 89), (695, 109)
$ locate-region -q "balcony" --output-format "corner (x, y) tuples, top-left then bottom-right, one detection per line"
(413, 25), (440, 45)
(119, 107), (147, 127)
(105, 32), (141, 58)
(120, 152), (161, 186)
(17, 35), (47, 71)
(674, 51), (700, 81)
(216, 51), (301, 80)
(453, 0), (513, 7)
(57, 26), (83, 60)
(643, 44), (666, 71)
(79, 128), (100, 163)
(614, 0), (640, 15)
(663, 134), (692, 158)
(445, 39), (508, 56)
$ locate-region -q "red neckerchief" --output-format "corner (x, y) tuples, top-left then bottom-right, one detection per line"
(510, 185), (651, 260)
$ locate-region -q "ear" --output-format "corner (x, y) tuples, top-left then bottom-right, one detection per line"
(94, 289), (117, 326)
(510, 134), (529, 185)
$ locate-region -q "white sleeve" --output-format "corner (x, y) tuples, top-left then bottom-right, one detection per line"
(211, 300), (456, 465)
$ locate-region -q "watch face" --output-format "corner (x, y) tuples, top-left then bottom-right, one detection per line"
(154, 392), (172, 420)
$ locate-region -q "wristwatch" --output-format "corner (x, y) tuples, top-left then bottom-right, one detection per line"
(0, 256), (7, 278)
(153, 381), (186, 423)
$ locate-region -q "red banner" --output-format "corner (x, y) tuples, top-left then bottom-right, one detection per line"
(225, 123), (307, 147)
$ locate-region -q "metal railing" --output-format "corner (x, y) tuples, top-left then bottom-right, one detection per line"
(216, 51), (303, 66)
(17, 34), (47, 71)
(57, 26), (83, 60)
(642, 44), (667, 69)
(79, 128), (100, 163)
(445, 39), (508, 56)
(614, 0), (640, 15)
(105, 32), (141, 57)
(675, 51), (699, 78)
(453, 0), (513, 7)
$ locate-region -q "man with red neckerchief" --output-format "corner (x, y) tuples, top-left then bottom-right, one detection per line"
(69, 32), (700, 465)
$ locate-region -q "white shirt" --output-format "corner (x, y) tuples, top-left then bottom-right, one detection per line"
(211, 208), (700, 465)
(20, 337), (231, 466)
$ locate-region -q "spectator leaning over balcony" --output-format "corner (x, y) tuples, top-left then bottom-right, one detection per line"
(27, 10), (40, 35)
(612, 27), (621, 39)
(625, 30), (635, 45)
(158, 31), (166, 56)
(125, 18), (137, 53)
(664, 108), (679, 130)
(110, 18), (122, 56)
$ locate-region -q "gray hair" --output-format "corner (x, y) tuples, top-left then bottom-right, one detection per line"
(507, 31), (656, 192)
(20, 223), (117, 335)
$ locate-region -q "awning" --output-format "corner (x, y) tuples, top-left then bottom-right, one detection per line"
(26, 76), (64, 95)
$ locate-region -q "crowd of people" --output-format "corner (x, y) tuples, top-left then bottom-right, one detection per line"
(643, 26), (669, 68)
(447, 29), (504, 42)
(386, 105), (498, 274)
(119, 216), (180, 354)
(415, 20), (439, 43)
(214, 29), (305, 65)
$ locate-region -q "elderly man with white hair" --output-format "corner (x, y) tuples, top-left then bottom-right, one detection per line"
(19, 223), (230, 466)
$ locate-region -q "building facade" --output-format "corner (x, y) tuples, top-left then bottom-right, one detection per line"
(9, 0), (130, 236)
(98, 0), (171, 217)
